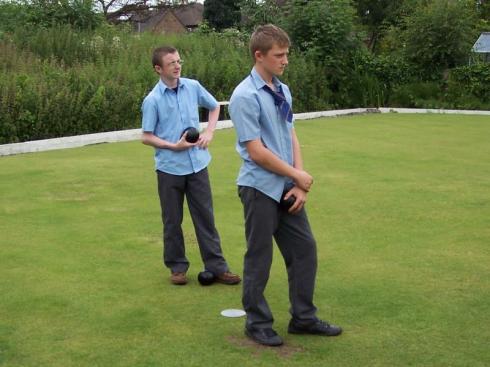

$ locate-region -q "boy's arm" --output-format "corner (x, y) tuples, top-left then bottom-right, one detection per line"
(245, 139), (313, 192)
(291, 128), (303, 170)
(141, 96), (196, 151)
(283, 129), (308, 214)
(197, 104), (220, 148)
(141, 132), (196, 151)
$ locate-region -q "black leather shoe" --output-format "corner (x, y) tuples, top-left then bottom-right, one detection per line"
(245, 327), (283, 346)
(288, 319), (342, 336)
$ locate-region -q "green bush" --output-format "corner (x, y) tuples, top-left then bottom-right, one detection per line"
(0, 38), (149, 143)
(386, 63), (490, 110)
(283, 0), (357, 63)
(0, 27), (335, 143)
(1, 19), (488, 144)
(347, 51), (416, 107)
(445, 63), (490, 109)
(388, 82), (443, 108)
(0, 0), (102, 32)
(399, 0), (479, 78)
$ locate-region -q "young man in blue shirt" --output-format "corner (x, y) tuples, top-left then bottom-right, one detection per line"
(229, 25), (342, 346)
(141, 46), (240, 286)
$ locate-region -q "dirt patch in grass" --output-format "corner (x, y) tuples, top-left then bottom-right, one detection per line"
(227, 335), (306, 359)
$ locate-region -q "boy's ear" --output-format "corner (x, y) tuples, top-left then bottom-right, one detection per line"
(254, 50), (263, 62)
(154, 65), (162, 74)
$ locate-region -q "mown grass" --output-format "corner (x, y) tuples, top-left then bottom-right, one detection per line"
(1, 113), (489, 366)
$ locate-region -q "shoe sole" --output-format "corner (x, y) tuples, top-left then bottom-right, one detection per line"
(245, 329), (283, 347)
(170, 278), (187, 285)
(288, 328), (342, 336)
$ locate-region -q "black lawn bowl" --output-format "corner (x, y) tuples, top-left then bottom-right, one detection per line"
(279, 194), (296, 211)
(182, 127), (200, 143)
(198, 271), (215, 286)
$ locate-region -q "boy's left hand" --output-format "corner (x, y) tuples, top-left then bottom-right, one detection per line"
(284, 186), (307, 214)
(197, 130), (214, 149)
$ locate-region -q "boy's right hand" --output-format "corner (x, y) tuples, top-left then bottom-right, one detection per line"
(173, 132), (198, 151)
(293, 170), (313, 192)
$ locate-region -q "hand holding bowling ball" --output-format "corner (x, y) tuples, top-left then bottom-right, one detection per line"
(279, 194), (296, 211)
(181, 127), (200, 143)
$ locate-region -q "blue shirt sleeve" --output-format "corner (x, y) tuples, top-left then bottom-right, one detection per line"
(229, 92), (261, 143)
(141, 96), (158, 133)
(196, 82), (218, 110)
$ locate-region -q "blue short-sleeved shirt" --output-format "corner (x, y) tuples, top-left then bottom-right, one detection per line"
(229, 68), (295, 202)
(141, 78), (218, 175)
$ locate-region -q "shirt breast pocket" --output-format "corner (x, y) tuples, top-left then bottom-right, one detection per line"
(159, 103), (176, 119)
(189, 110), (200, 125)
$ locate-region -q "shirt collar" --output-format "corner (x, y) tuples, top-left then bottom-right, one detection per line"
(157, 78), (184, 95)
(250, 67), (281, 91)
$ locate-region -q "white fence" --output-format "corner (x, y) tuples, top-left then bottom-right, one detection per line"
(1, 107), (489, 156)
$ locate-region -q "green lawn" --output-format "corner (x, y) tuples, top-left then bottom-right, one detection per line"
(1, 113), (489, 367)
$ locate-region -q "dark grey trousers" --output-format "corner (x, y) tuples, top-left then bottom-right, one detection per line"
(238, 186), (318, 330)
(157, 168), (229, 275)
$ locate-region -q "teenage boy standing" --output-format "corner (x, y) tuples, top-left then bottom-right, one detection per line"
(142, 46), (240, 286)
(229, 25), (342, 346)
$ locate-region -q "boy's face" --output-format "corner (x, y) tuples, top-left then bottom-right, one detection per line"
(155, 51), (182, 81)
(256, 44), (289, 77)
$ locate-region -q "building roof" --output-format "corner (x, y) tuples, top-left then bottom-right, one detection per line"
(134, 3), (203, 32)
(472, 32), (490, 53)
(173, 3), (203, 27)
(134, 10), (164, 32)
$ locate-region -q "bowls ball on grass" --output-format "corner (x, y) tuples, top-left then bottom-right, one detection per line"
(198, 271), (215, 286)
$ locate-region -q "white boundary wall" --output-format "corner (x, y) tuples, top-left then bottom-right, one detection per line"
(1, 107), (489, 156)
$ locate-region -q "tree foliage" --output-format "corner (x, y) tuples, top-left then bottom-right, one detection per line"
(1, 0), (489, 145)
(239, 0), (283, 31)
(283, 0), (357, 62)
(477, 0), (490, 20)
(401, 0), (479, 77)
(203, 0), (240, 31)
(0, 0), (102, 31)
(352, 0), (418, 51)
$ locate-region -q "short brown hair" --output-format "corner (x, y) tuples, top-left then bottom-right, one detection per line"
(250, 24), (290, 61)
(152, 46), (177, 67)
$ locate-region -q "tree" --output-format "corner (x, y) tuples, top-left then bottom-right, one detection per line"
(353, 0), (411, 51)
(283, 0), (357, 62)
(477, 0), (490, 19)
(239, 0), (284, 31)
(0, 1), (30, 32)
(476, 0), (490, 29)
(401, 0), (479, 77)
(97, 0), (194, 22)
(0, 0), (102, 31)
(203, 0), (240, 31)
